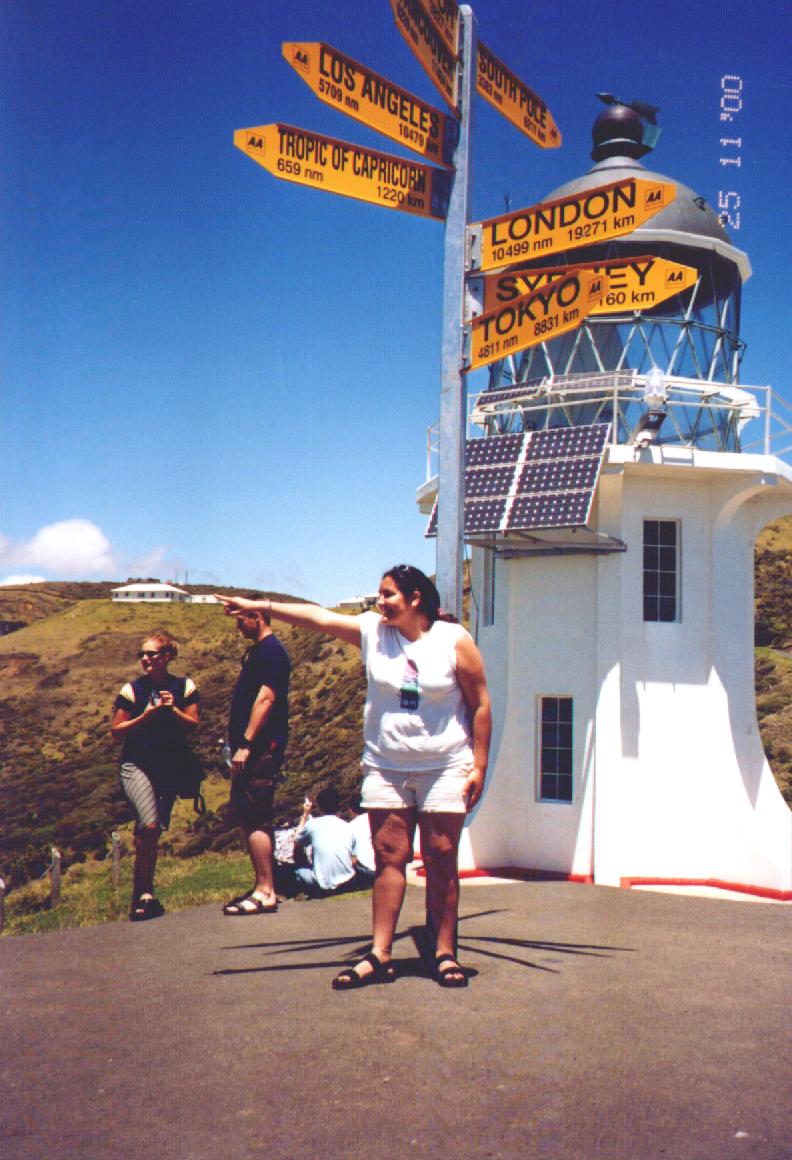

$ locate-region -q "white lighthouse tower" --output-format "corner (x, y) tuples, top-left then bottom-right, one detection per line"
(423, 101), (792, 899)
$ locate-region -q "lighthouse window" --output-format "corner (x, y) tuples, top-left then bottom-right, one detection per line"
(538, 696), (574, 803)
(481, 548), (496, 627)
(643, 520), (679, 622)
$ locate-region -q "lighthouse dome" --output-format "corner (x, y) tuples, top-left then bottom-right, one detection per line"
(543, 153), (749, 280)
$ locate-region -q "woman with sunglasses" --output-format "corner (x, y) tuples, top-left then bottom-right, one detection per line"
(111, 631), (200, 921)
(216, 565), (491, 989)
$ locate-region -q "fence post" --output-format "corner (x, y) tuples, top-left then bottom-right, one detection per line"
(0, 877), (5, 934)
(111, 832), (121, 888)
(49, 847), (61, 908)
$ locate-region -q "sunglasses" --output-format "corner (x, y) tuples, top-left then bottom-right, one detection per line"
(138, 649), (165, 659)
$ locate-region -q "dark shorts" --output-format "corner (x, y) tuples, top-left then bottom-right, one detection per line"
(228, 744), (285, 831)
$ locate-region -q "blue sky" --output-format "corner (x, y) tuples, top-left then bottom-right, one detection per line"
(2, 0), (790, 603)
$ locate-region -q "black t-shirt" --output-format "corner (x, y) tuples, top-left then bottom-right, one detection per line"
(228, 634), (291, 751)
(114, 673), (200, 777)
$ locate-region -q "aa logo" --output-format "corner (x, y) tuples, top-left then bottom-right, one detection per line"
(644, 186), (665, 209)
(665, 269), (686, 285)
(248, 136), (264, 152)
(589, 277), (604, 300)
(292, 48), (310, 73)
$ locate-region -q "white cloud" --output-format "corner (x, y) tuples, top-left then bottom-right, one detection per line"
(125, 546), (168, 576)
(0, 519), (116, 578)
(0, 574), (47, 586)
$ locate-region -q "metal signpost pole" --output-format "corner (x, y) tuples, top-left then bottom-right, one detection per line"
(436, 5), (475, 620)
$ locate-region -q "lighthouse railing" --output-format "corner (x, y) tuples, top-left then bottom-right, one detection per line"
(422, 379), (792, 487)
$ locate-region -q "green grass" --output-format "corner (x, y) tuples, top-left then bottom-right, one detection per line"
(1, 831), (373, 937)
(1, 849), (257, 936)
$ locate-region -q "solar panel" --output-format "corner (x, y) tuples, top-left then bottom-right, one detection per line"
(516, 456), (600, 495)
(524, 424), (609, 461)
(425, 422), (610, 540)
(508, 490), (594, 530)
(426, 502), (438, 536)
(465, 465), (515, 499)
(466, 432), (523, 467)
(464, 498), (508, 534)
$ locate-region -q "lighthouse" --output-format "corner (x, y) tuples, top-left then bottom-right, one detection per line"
(423, 100), (792, 899)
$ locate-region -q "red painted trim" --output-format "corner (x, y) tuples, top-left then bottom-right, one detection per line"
(413, 864), (594, 884)
(620, 876), (792, 902)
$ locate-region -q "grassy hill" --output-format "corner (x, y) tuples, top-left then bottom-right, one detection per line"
(1, 515), (791, 902)
(0, 590), (365, 889)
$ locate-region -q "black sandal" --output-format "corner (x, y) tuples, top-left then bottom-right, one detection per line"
(332, 952), (396, 990)
(130, 896), (165, 922)
(435, 953), (468, 988)
(223, 893), (278, 916)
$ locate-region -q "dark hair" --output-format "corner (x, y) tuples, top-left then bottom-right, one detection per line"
(245, 593), (271, 625)
(315, 786), (340, 814)
(382, 564), (457, 624)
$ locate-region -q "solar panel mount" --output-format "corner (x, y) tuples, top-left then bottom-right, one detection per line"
(426, 422), (611, 540)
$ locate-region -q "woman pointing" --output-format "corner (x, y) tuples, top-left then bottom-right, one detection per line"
(217, 564), (491, 989)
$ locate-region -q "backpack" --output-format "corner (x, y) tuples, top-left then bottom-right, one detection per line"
(172, 751), (206, 815)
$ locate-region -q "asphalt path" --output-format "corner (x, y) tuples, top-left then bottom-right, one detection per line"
(2, 880), (790, 1160)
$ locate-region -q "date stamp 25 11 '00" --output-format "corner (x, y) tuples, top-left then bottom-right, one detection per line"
(718, 74), (743, 231)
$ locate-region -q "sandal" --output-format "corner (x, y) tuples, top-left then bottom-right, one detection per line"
(332, 952), (396, 990)
(223, 892), (278, 916)
(130, 896), (165, 922)
(435, 953), (468, 988)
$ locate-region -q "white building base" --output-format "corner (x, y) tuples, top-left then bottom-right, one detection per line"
(461, 445), (792, 902)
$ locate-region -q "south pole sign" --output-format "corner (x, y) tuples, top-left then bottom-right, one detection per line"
(234, 123), (451, 221)
(468, 269), (604, 371)
(282, 42), (458, 169)
(469, 177), (677, 271)
(476, 41), (560, 149)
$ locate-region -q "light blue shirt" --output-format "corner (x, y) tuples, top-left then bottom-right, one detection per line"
(295, 815), (355, 891)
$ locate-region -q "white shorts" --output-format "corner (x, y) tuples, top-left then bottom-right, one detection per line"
(361, 765), (470, 814)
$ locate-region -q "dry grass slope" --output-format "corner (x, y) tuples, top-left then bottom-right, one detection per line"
(1, 514), (791, 897)
(0, 592), (364, 888)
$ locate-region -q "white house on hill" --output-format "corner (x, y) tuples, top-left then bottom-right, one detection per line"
(111, 582), (189, 603)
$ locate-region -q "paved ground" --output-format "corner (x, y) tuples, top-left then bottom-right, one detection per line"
(1, 880), (790, 1160)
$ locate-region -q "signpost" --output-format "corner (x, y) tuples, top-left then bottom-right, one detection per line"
(389, 0), (459, 109)
(234, 123), (451, 220)
(282, 42), (458, 168)
(232, 6), (689, 619)
(476, 41), (560, 149)
(435, 5), (474, 618)
(469, 177), (677, 271)
(474, 255), (698, 315)
(468, 269), (604, 370)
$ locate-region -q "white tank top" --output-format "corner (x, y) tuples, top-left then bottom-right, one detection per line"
(358, 611), (473, 771)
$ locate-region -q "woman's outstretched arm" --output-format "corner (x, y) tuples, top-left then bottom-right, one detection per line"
(214, 594), (362, 648)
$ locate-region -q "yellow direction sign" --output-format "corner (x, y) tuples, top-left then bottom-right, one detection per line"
(476, 42), (560, 150)
(282, 42), (458, 169)
(478, 256), (699, 315)
(424, 0), (459, 54)
(470, 177), (677, 272)
(389, 0), (458, 111)
(234, 124), (451, 221)
(468, 270), (604, 371)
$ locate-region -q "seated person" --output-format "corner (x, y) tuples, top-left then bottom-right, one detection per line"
(293, 786), (355, 897)
(349, 797), (376, 887)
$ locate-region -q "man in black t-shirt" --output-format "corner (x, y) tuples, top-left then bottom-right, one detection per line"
(222, 605), (291, 916)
